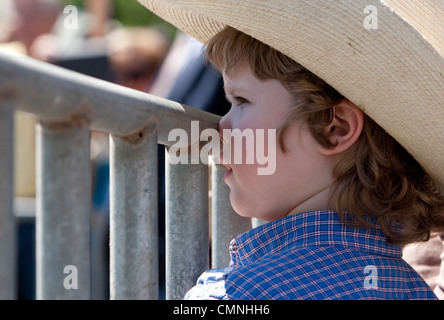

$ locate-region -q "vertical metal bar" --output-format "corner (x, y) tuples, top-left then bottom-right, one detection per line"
(109, 129), (158, 300)
(210, 162), (252, 268)
(36, 121), (91, 300)
(165, 148), (209, 300)
(0, 103), (16, 300)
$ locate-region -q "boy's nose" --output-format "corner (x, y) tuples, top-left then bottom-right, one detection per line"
(217, 114), (231, 165)
(218, 111), (231, 144)
(218, 108), (231, 132)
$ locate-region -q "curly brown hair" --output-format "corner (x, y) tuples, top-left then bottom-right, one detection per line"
(206, 26), (444, 245)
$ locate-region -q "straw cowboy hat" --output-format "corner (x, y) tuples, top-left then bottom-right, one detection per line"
(138, 0), (444, 190)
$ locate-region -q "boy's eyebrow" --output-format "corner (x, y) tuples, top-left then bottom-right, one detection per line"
(223, 84), (235, 102)
(224, 90), (246, 103)
(223, 83), (247, 99)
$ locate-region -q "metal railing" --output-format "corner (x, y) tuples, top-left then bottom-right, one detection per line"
(0, 50), (253, 300)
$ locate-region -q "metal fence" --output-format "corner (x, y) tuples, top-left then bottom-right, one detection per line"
(0, 50), (253, 300)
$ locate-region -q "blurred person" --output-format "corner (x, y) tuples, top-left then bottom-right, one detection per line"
(403, 234), (444, 299)
(150, 32), (230, 115)
(1, 0), (116, 62)
(85, 0), (112, 38)
(53, 0), (117, 60)
(106, 26), (171, 92)
(1, 0), (62, 61)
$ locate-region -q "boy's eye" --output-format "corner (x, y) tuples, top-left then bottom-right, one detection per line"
(234, 97), (249, 106)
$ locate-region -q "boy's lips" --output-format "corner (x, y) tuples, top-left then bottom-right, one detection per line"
(223, 164), (233, 180)
(219, 155), (233, 180)
(217, 128), (232, 179)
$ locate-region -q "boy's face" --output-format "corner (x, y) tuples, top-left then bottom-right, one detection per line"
(219, 61), (335, 221)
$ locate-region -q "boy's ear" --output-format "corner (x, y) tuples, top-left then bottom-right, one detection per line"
(319, 99), (364, 155)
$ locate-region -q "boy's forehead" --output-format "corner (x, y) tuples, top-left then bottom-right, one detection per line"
(222, 61), (255, 91)
(223, 79), (244, 96)
(223, 73), (254, 99)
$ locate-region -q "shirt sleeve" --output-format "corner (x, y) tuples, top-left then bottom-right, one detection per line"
(184, 267), (233, 300)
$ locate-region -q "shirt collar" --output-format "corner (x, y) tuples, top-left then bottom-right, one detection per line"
(229, 210), (402, 267)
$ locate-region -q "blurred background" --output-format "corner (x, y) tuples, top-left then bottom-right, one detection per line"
(0, 0), (230, 300)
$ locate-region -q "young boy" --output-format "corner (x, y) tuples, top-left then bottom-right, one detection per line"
(138, 1), (444, 299)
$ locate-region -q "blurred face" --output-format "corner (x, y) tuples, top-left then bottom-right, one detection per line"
(10, 0), (59, 48)
(219, 61), (335, 221)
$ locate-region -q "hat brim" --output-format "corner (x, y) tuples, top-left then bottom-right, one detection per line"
(139, 0), (444, 190)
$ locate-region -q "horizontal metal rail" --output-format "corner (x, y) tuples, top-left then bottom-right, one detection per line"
(0, 50), (220, 143)
(0, 50), (252, 300)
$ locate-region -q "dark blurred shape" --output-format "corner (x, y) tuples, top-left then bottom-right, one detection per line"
(54, 53), (113, 81)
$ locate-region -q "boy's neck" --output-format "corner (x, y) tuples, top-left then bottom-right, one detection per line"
(286, 185), (335, 217)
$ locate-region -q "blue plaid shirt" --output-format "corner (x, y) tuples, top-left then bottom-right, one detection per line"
(185, 210), (437, 300)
